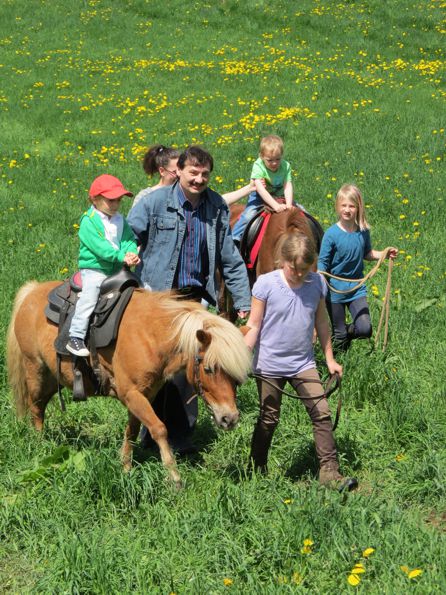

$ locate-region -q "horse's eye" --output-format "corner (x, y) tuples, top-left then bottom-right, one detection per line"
(204, 366), (214, 374)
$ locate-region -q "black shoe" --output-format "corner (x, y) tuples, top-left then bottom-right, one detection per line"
(66, 337), (90, 357)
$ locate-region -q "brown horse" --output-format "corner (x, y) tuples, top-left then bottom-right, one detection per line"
(7, 283), (252, 487)
(219, 205), (322, 316)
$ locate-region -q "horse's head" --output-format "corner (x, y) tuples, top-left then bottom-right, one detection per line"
(185, 323), (252, 429)
(186, 329), (239, 429)
(172, 304), (252, 429)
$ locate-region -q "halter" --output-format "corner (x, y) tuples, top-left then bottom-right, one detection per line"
(188, 353), (215, 404)
(191, 354), (205, 401)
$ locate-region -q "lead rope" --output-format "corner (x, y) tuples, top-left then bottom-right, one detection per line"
(374, 257), (393, 351)
(318, 247), (394, 351)
(250, 372), (342, 431)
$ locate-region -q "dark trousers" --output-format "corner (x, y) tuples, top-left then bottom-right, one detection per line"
(141, 288), (203, 445)
(250, 368), (338, 470)
(327, 296), (372, 349)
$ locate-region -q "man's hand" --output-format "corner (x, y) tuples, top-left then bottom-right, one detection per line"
(237, 310), (249, 319)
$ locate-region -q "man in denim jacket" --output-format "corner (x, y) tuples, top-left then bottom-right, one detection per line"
(127, 145), (251, 451)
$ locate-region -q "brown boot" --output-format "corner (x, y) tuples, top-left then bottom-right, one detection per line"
(319, 463), (358, 492)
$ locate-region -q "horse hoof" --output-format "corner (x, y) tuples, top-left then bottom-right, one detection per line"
(122, 460), (132, 473)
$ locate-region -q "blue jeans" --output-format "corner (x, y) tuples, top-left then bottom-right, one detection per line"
(69, 269), (107, 339)
(232, 191), (263, 242)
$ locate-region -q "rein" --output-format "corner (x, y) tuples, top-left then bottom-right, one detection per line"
(318, 247), (394, 351)
(250, 372), (342, 431)
(188, 357), (342, 431)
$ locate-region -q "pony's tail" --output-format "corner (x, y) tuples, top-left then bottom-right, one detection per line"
(6, 282), (37, 417)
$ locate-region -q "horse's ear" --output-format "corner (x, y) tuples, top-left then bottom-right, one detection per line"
(239, 325), (251, 336)
(196, 329), (212, 347)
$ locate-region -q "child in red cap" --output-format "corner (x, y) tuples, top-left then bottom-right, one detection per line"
(66, 174), (140, 357)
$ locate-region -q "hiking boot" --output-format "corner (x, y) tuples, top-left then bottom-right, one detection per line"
(319, 464), (358, 492)
(66, 337), (90, 357)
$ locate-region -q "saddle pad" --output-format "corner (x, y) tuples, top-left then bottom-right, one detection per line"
(246, 212), (271, 270)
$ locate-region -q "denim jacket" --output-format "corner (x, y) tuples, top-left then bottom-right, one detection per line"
(127, 182), (251, 311)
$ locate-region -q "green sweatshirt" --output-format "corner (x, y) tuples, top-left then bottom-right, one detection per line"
(78, 206), (138, 275)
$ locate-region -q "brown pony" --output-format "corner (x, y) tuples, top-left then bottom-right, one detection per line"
(220, 205), (322, 316)
(7, 283), (252, 488)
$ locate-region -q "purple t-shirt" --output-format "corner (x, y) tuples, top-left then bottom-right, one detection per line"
(252, 270), (327, 377)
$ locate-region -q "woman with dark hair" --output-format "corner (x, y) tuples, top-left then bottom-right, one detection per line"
(132, 144), (180, 208)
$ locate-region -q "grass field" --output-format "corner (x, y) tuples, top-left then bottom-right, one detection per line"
(1, 0), (445, 592)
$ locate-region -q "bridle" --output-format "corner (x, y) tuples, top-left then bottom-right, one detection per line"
(187, 353), (216, 404)
(190, 354), (205, 401)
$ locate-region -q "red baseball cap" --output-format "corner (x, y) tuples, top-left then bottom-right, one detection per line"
(89, 174), (133, 199)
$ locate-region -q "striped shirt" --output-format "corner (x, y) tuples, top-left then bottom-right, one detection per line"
(174, 186), (209, 289)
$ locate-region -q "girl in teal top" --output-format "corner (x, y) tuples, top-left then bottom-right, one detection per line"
(318, 184), (398, 351)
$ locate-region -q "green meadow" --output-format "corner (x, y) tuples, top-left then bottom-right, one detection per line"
(1, 0), (445, 592)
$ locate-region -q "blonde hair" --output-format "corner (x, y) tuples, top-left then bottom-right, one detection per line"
(335, 184), (370, 231)
(274, 232), (316, 270)
(259, 134), (284, 156)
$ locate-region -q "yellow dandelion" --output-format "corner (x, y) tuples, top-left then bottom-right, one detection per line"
(291, 571), (303, 585)
(351, 566), (366, 575)
(399, 214), (406, 220)
(362, 547), (375, 557)
(400, 565), (410, 574)
(347, 573), (361, 586)
(223, 578), (233, 586)
(408, 569), (423, 579)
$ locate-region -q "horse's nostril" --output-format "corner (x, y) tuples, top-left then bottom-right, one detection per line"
(220, 413), (239, 429)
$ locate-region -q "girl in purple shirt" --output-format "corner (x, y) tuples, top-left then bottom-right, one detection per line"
(244, 232), (356, 490)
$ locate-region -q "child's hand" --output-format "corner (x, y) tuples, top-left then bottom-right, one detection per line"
(124, 252), (141, 267)
(274, 202), (287, 213)
(387, 247), (398, 259)
(327, 359), (343, 378)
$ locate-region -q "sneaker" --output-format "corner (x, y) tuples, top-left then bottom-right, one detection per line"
(66, 337), (90, 357)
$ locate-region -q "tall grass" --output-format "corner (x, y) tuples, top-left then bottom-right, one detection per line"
(1, 0), (445, 591)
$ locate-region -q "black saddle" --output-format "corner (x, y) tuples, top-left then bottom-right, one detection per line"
(46, 267), (142, 357)
(239, 207), (265, 266)
(239, 207), (324, 266)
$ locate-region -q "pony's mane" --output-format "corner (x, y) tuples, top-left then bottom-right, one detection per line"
(157, 296), (252, 383)
(286, 207), (311, 234)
